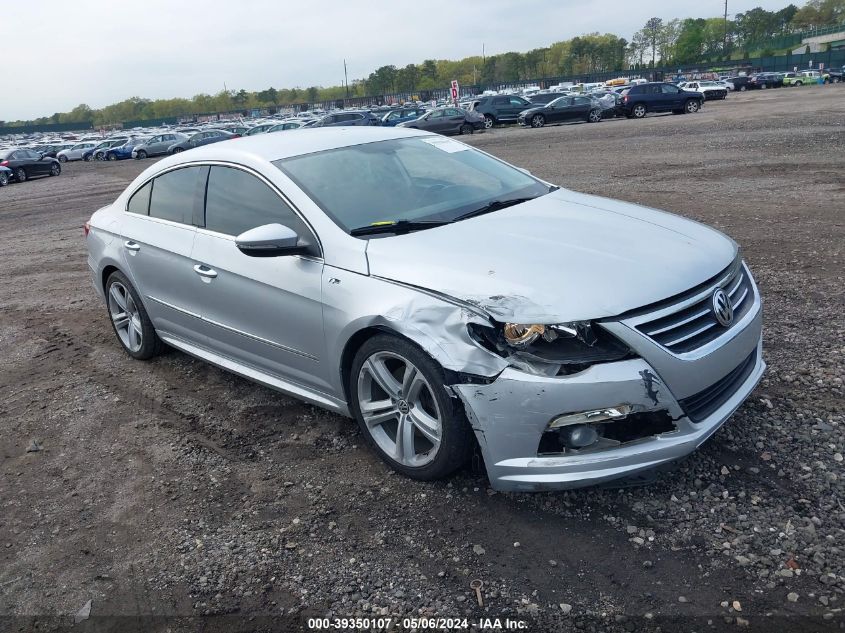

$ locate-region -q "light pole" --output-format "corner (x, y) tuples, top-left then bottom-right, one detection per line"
(344, 59), (350, 99)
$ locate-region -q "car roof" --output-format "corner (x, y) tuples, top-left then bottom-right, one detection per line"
(155, 126), (434, 166)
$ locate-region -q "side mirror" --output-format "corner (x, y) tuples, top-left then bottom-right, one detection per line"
(236, 223), (307, 257)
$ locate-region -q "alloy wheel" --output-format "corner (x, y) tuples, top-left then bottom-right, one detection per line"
(108, 281), (143, 353)
(0, 173), (7, 187)
(588, 109), (602, 123)
(50, 163), (60, 176)
(356, 351), (442, 468)
(15, 168), (26, 182)
(633, 104), (646, 118)
(686, 100), (700, 113)
(531, 114), (545, 128)
(484, 116), (494, 129)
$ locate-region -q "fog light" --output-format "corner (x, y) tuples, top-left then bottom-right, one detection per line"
(560, 424), (599, 449)
(548, 404), (633, 429)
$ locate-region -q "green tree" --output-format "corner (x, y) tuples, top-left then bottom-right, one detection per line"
(643, 17), (663, 66)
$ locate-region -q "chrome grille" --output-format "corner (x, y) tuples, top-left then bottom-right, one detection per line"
(636, 263), (755, 354)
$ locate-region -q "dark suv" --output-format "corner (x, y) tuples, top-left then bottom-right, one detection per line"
(749, 73), (783, 89)
(315, 111), (381, 127)
(621, 82), (704, 118)
(471, 95), (532, 128)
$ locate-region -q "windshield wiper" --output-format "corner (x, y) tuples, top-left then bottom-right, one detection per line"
(350, 219), (450, 236)
(452, 196), (538, 222)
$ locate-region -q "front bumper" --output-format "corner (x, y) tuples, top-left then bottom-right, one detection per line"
(453, 303), (764, 492)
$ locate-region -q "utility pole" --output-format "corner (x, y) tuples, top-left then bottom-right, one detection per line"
(344, 59), (349, 98)
(482, 43), (485, 64)
(724, 0), (729, 55)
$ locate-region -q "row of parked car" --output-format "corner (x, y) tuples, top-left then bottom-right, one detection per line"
(3, 67), (840, 186)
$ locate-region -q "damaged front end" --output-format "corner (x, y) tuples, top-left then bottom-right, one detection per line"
(445, 308), (763, 492)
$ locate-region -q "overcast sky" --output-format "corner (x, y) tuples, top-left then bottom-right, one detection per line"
(2, 0), (789, 120)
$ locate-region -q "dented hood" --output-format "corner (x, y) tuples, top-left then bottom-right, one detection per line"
(365, 189), (737, 322)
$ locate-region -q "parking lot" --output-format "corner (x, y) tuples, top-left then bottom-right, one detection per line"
(1, 87), (843, 632)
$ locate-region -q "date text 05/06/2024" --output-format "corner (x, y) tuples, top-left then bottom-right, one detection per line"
(306, 617), (530, 630)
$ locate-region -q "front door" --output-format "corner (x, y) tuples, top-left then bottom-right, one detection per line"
(189, 165), (330, 392)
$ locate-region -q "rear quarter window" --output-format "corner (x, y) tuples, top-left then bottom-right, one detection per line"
(126, 181), (152, 215)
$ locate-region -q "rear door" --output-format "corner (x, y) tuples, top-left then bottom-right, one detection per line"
(569, 96), (593, 120)
(189, 165), (329, 391)
(118, 166), (208, 343)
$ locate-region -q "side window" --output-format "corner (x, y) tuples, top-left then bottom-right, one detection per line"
(127, 181), (152, 215)
(510, 97), (527, 106)
(204, 166), (317, 252)
(148, 166), (203, 224)
(387, 111), (401, 121)
(662, 84), (680, 94)
(492, 97), (508, 105)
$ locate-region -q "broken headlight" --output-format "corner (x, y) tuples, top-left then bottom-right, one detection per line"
(470, 321), (633, 371)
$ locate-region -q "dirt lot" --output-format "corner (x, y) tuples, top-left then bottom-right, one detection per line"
(1, 87), (843, 633)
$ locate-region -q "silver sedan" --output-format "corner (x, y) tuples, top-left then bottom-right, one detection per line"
(85, 127), (764, 491)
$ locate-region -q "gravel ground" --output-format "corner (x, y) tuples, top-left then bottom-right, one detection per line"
(1, 86), (843, 633)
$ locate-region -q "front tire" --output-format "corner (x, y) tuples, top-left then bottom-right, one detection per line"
(350, 334), (473, 481)
(0, 172), (8, 187)
(685, 99), (700, 113)
(58, 155), (67, 163)
(530, 114), (545, 128)
(587, 108), (602, 123)
(105, 271), (164, 360)
(14, 167), (26, 182)
(136, 150), (147, 159)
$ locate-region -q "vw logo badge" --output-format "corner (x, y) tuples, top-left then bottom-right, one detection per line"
(712, 289), (734, 327)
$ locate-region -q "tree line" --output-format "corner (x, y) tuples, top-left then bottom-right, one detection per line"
(3, 0), (843, 128)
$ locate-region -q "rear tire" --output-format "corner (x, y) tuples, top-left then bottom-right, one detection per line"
(350, 334), (473, 481)
(459, 123), (473, 135)
(14, 167), (26, 182)
(587, 109), (602, 123)
(483, 115), (495, 129)
(50, 163), (61, 176)
(632, 103), (647, 118)
(108, 153), (117, 161)
(84, 153), (93, 162)
(105, 271), (165, 360)
(0, 172), (8, 187)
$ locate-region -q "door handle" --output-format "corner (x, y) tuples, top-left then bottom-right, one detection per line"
(124, 241), (140, 252)
(193, 264), (217, 279)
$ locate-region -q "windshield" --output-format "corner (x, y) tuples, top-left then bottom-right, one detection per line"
(275, 136), (550, 235)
